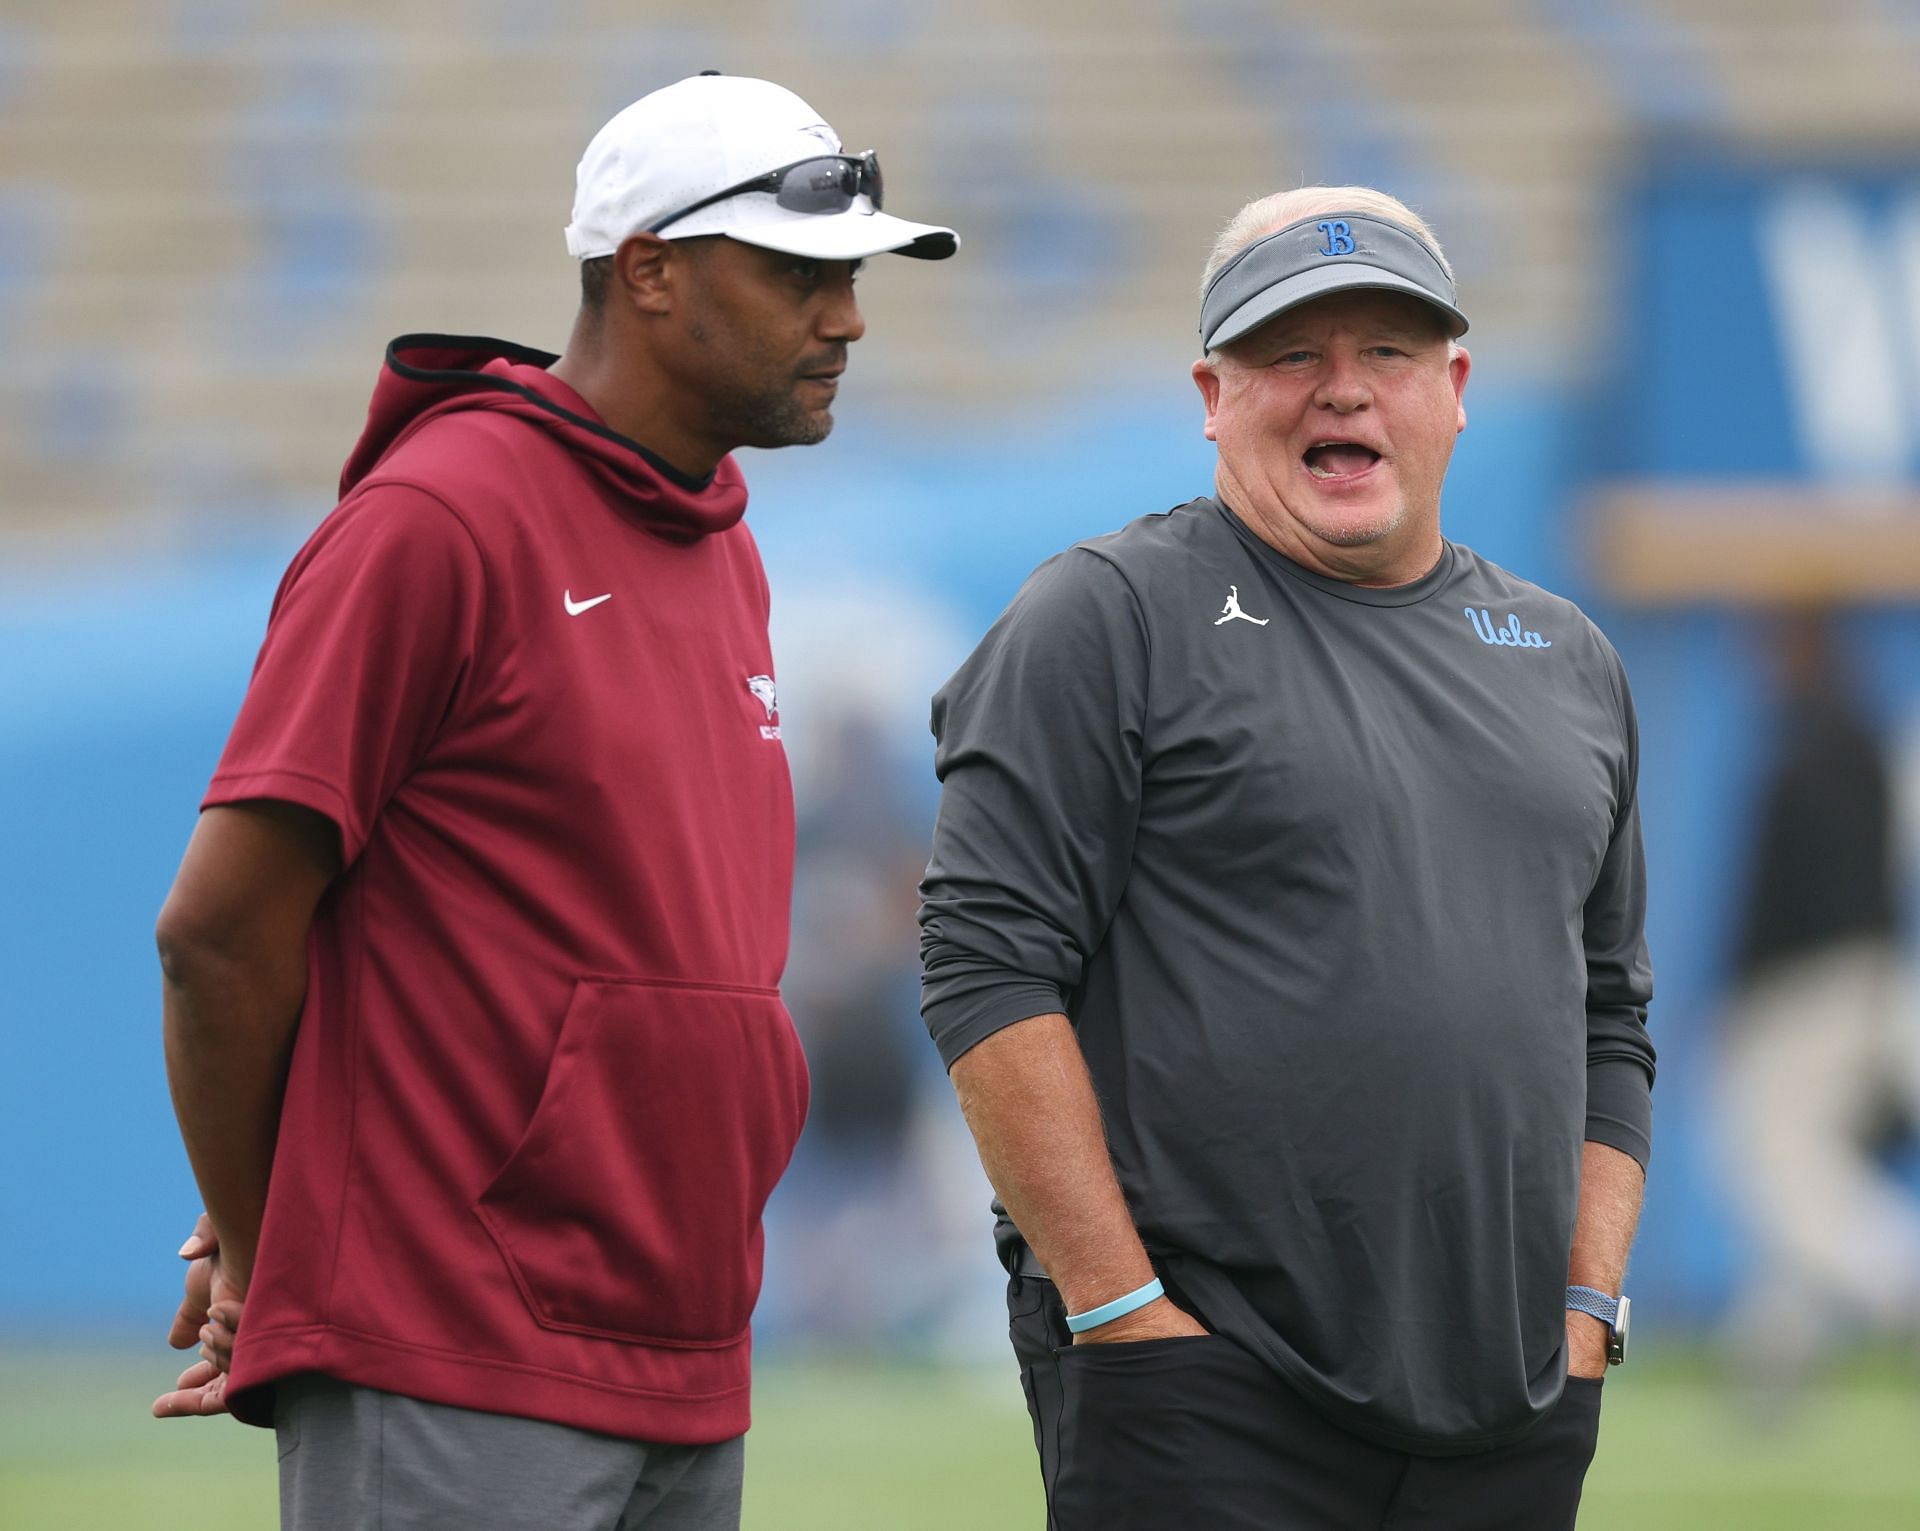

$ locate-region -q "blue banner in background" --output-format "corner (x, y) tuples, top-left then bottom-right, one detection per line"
(1610, 152), (1920, 483)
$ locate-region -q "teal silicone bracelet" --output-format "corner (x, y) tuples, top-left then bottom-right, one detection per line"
(1065, 1277), (1165, 1333)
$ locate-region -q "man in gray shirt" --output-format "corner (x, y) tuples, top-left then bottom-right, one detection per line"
(919, 187), (1653, 1530)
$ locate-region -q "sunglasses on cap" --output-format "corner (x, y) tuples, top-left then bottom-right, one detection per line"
(647, 151), (885, 236)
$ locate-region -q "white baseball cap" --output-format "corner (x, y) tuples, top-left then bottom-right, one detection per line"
(564, 74), (958, 262)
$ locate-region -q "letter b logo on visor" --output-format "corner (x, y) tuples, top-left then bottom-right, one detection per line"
(1316, 219), (1356, 256)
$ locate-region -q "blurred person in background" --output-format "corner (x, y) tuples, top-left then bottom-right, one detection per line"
(920, 187), (1654, 1529)
(773, 706), (947, 1343)
(148, 73), (954, 1530)
(1718, 606), (1920, 1394)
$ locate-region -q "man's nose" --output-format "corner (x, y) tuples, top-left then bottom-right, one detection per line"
(1313, 353), (1369, 412)
(821, 275), (866, 344)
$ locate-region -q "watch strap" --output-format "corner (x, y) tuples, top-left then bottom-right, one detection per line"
(1566, 1284), (1630, 1365)
(1564, 1285), (1619, 1328)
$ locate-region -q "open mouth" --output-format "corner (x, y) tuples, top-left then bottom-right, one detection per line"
(1302, 443), (1381, 481)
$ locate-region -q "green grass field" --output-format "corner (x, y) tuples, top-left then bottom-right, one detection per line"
(4, 1349), (1916, 1529)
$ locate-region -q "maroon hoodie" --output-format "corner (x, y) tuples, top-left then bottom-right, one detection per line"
(208, 336), (809, 1443)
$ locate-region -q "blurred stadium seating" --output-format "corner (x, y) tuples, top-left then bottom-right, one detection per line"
(7, 0), (1920, 546)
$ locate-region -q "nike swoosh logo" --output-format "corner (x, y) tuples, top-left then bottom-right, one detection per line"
(564, 590), (612, 616)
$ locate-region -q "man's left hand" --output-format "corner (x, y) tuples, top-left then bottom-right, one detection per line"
(1566, 1310), (1609, 1379)
(154, 1212), (248, 1417)
(153, 1358), (231, 1418)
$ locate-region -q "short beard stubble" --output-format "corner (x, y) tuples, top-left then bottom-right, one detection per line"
(686, 313), (835, 452)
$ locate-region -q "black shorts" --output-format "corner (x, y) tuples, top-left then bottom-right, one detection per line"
(1008, 1275), (1604, 1531)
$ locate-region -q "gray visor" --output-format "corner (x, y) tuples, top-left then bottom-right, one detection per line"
(1200, 212), (1468, 350)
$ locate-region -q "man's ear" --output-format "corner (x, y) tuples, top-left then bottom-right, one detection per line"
(1192, 357), (1224, 442)
(1449, 344), (1471, 436)
(613, 232), (676, 316)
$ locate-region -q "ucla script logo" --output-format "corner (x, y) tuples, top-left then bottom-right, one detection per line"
(1316, 219), (1355, 257)
(1465, 607), (1552, 650)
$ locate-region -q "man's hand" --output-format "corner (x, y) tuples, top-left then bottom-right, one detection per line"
(153, 1212), (247, 1418)
(1565, 1310), (1609, 1379)
(153, 1358), (231, 1418)
(1073, 1293), (1210, 1345)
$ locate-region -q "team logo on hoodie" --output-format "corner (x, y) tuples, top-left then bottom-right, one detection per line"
(747, 674), (780, 739)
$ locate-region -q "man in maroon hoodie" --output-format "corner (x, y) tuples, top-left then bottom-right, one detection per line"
(149, 74), (954, 1528)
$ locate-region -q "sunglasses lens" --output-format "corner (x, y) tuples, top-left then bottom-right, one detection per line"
(775, 158), (858, 214)
(770, 155), (883, 215)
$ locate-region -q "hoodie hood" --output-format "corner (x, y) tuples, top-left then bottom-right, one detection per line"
(341, 334), (749, 539)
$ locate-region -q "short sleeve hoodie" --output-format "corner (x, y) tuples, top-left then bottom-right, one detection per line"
(210, 337), (809, 1444)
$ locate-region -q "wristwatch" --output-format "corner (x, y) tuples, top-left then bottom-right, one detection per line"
(1565, 1285), (1630, 1365)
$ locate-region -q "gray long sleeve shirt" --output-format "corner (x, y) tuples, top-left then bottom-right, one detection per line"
(919, 497), (1654, 1455)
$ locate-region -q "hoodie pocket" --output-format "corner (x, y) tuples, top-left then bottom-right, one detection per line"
(475, 977), (810, 1348)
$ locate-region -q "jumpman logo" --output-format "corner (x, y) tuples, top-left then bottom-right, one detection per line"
(1214, 585), (1270, 627)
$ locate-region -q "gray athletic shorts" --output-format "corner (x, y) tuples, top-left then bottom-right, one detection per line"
(275, 1373), (745, 1531)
